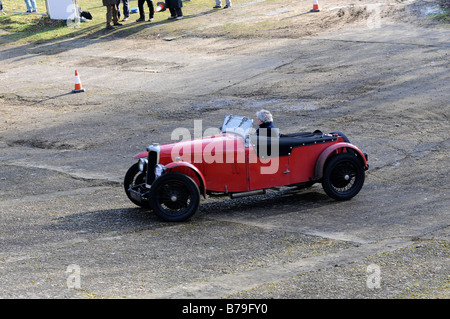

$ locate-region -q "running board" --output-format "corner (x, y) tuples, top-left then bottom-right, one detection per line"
(230, 189), (266, 199)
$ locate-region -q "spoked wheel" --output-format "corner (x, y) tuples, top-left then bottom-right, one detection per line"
(322, 153), (365, 201)
(124, 163), (150, 208)
(149, 172), (200, 222)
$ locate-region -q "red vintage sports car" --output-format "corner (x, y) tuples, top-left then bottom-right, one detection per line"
(124, 115), (369, 221)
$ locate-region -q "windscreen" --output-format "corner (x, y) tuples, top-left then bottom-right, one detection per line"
(221, 115), (254, 137)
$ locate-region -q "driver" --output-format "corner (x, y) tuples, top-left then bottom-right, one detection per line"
(255, 110), (277, 136)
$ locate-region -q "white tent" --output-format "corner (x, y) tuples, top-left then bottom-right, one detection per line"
(45, 0), (78, 20)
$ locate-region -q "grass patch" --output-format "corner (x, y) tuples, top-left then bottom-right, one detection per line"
(434, 0), (450, 22)
(1, 0), (277, 44)
(0, 0), (237, 44)
(0, 0), (105, 43)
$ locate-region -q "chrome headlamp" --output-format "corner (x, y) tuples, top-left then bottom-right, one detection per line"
(155, 164), (165, 178)
(138, 158), (148, 172)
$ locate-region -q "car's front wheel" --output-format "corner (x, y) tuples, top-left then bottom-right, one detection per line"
(124, 162), (150, 208)
(149, 172), (200, 222)
(322, 153), (365, 200)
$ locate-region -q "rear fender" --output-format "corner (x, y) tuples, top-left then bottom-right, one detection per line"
(164, 161), (207, 198)
(314, 143), (368, 180)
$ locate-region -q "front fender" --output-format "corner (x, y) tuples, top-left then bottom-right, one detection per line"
(164, 161), (207, 198)
(314, 142), (368, 180)
(133, 151), (148, 159)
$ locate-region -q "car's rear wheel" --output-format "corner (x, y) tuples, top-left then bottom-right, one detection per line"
(322, 153), (365, 200)
(149, 172), (200, 222)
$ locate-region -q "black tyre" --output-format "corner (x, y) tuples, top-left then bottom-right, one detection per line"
(124, 162), (150, 208)
(149, 172), (200, 222)
(322, 153), (365, 201)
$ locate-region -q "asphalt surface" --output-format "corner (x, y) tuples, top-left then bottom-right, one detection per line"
(0, 2), (449, 300)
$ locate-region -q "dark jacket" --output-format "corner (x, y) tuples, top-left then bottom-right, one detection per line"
(256, 121), (277, 136)
(165, 0), (182, 8)
(103, 0), (117, 6)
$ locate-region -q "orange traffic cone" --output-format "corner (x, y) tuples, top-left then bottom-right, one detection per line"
(155, 2), (166, 12)
(72, 70), (85, 93)
(311, 0), (320, 12)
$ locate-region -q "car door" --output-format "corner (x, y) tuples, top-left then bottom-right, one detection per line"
(200, 133), (249, 193)
(247, 134), (290, 190)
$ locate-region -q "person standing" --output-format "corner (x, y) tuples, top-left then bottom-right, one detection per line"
(165, 0), (183, 20)
(117, 0), (130, 21)
(136, 0), (154, 22)
(24, 0), (37, 12)
(213, 0), (231, 9)
(102, 0), (122, 30)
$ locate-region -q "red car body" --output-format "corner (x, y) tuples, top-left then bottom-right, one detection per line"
(124, 115), (368, 221)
